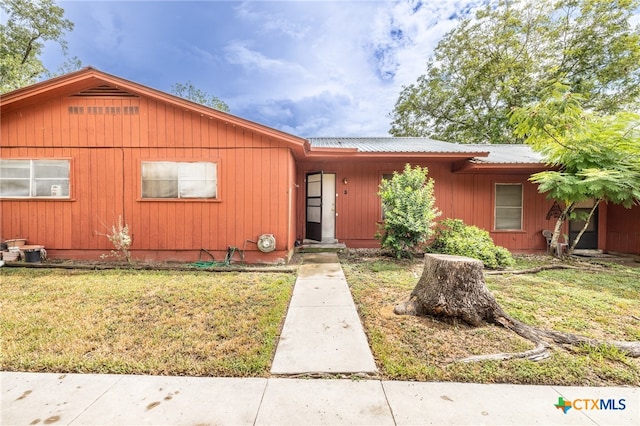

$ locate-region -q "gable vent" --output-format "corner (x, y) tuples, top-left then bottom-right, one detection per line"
(72, 85), (138, 98)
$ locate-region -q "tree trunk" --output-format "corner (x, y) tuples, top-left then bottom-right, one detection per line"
(394, 253), (640, 361)
(550, 202), (574, 257)
(567, 200), (600, 256)
(394, 254), (507, 326)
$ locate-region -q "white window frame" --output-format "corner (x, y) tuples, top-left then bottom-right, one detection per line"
(141, 161), (218, 200)
(0, 159), (71, 199)
(494, 183), (523, 231)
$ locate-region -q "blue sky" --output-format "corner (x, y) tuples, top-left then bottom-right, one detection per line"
(41, 0), (488, 137)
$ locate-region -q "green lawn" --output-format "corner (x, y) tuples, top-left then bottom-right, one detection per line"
(2, 254), (639, 386)
(0, 268), (295, 377)
(342, 253), (640, 386)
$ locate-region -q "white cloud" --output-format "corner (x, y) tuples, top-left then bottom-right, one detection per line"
(234, 1), (310, 40)
(224, 41), (309, 76)
(220, 0), (490, 136)
(88, 4), (125, 53)
(373, 0), (485, 86)
(227, 0), (640, 136)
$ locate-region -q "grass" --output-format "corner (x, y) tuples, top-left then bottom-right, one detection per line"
(341, 252), (640, 386)
(2, 253), (639, 386)
(0, 268), (295, 377)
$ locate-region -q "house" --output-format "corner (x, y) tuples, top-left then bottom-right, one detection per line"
(1, 68), (638, 262)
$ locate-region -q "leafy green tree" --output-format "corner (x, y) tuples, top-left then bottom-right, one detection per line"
(0, 0), (75, 93)
(377, 164), (441, 258)
(511, 83), (640, 254)
(47, 55), (83, 78)
(390, 0), (640, 144)
(171, 81), (230, 112)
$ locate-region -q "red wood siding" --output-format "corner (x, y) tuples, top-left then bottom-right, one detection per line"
(1, 96), (297, 262)
(605, 204), (640, 254)
(296, 160), (556, 252)
(4, 70), (637, 261)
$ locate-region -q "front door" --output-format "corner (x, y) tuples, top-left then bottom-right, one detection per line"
(305, 172), (336, 242)
(569, 207), (598, 249)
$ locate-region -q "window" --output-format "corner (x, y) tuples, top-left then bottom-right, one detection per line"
(141, 161), (217, 199)
(0, 159), (70, 198)
(495, 184), (523, 230)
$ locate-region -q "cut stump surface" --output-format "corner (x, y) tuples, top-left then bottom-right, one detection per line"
(394, 254), (507, 326)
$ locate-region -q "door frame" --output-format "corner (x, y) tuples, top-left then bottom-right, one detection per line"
(305, 172), (323, 242)
(304, 171), (336, 242)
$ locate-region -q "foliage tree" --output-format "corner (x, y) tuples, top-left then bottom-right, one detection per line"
(377, 164), (441, 258)
(171, 81), (230, 112)
(47, 55), (83, 78)
(390, 0), (640, 144)
(0, 0), (75, 93)
(511, 83), (640, 255)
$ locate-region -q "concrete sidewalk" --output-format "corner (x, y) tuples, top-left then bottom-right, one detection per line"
(2, 371), (638, 425)
(271, 252), (377, 375)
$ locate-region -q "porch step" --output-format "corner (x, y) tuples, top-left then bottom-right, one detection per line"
(572, 249), (604, 257)
(296, 242), (346, 253)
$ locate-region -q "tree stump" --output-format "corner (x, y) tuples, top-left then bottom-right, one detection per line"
(394, 254), (507, 326)
(394, 253), (640, 361)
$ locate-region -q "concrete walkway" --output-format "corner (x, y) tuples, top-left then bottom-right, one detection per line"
(271, 252), (377, 375)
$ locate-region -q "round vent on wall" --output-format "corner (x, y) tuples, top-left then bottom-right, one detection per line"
(257, 234), (276, 252)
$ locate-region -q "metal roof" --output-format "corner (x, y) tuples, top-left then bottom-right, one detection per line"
(467, 144), (545, 164)
(307, 137), (544, 164)
(308, 137), (486, 154)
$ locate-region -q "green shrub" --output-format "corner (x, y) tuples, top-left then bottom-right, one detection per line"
(377, 164), (441, 258)
(429, 219), (514, 269)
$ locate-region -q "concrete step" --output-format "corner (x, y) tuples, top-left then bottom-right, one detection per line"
(296, 242), (346, 253)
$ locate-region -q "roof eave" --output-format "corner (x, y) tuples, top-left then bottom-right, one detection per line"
(1, 68), (105, 110)
(453, 162), (548, 174)
(304, 148), (489, 160)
